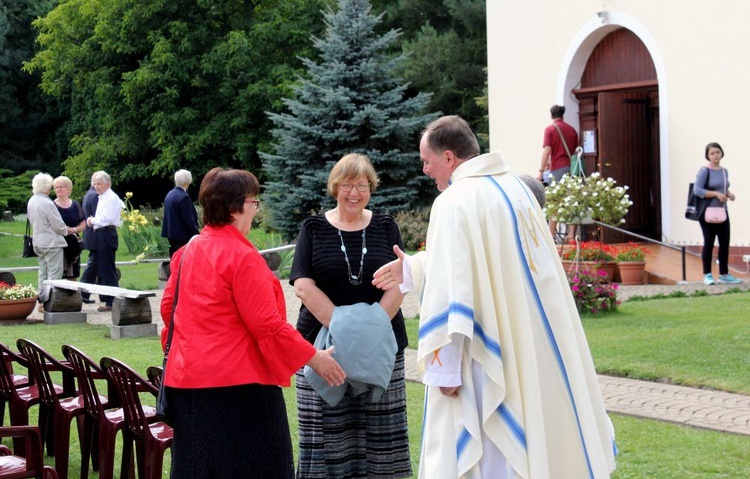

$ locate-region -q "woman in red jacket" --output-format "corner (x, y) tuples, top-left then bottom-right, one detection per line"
(160, 167), (345, 478)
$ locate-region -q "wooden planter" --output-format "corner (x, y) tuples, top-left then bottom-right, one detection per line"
(0, 297), (37, 321)
(617, 261), (646, 285)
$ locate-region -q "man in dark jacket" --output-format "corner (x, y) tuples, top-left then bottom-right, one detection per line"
(79, 184), (98, 303)
(161, 169), (200, 257)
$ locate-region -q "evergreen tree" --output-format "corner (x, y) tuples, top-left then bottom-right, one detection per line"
(261, 0), (439, 240)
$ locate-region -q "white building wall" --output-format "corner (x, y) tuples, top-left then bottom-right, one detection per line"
(487, 0), (750, 248)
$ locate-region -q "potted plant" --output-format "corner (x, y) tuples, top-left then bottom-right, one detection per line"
(0, 282), (38, 321)
(615, 243), (649, 285)
(545, 172), (633, 226)
(568, 268), (619, 315)
(560, 241), (617, 281)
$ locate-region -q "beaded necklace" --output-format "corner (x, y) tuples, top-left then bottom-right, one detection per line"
(335, 209), (367, 286)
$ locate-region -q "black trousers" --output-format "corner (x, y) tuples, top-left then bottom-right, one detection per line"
(168, 239), (189, 258)
(82, 227), (119, 305)
(699, 216), (730, 275)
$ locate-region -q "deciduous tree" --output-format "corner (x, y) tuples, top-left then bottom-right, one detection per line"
(24, 0), (327, 193)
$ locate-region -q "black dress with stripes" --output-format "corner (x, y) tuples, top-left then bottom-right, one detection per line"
(290, 212), (412, 478)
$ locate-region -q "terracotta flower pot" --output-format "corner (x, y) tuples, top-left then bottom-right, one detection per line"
(0, 297), (37, 321)
(617, 261), (646, 285)
(561, 260), (615, 282)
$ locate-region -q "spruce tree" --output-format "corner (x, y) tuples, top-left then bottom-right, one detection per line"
(261, 0), (439, 240)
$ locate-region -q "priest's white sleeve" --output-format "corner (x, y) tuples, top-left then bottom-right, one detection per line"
(399, 254), (415, 294)
(422, 337), (463, 387)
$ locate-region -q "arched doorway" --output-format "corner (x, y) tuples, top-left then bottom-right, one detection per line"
(573, 28), (660, 242)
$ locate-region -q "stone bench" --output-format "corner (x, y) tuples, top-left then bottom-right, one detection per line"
(43, 279), (157, 339)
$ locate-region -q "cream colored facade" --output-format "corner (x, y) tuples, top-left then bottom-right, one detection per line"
(487, 0), (750, 249)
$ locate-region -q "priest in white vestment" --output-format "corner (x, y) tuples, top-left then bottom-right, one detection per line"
(373, 116), (617, 479)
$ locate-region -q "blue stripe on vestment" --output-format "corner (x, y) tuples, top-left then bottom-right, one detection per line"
(498, 403), (527, 448)
(489, 175), (596, 479)
(419, 303), (501, 360)
(456, 427), (471, 457)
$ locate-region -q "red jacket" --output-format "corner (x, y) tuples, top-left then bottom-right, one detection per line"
(160, 225), (315, 388)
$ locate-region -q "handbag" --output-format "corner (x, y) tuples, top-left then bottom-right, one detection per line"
(685, 168), (710, 221)
(63, 234), (83, 260)
(704, 206), (727, 223)
(553, 123), (584, 176)
(704, 168), (728, 224)
(155, 250), (184, 426)
(22, 219), (37, 258)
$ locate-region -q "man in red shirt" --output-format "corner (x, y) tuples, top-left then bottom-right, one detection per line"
(537, 105), (579, 242)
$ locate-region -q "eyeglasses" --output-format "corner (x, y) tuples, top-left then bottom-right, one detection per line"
(244, 198), (260, 210)
(340, 183), (370, 193)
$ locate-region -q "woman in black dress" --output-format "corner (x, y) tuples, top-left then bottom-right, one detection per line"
(291, 153), (412, 478)
(53, 176), (86, 279)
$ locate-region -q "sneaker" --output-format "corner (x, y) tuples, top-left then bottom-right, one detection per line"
(97, 305), (113, 312)
(718, 274), (743, 284)
(703, 273), (715, 285)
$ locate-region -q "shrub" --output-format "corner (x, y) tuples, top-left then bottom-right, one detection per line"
(394, 207), (431, 251)
(0, 170), (38, 213)
(120, 193), (169, 260)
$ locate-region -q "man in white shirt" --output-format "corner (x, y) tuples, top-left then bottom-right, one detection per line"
(85, 171), (124, 312)
(373, 116), (616, 479)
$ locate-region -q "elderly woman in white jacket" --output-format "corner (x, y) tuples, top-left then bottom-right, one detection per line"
(27, 173), (69, 308)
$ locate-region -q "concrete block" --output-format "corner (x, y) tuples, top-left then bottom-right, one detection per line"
(43, 312), (87, 325)
(110, 323), (157, 339)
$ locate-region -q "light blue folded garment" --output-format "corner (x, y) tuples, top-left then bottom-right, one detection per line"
(304, 302), (397, 407)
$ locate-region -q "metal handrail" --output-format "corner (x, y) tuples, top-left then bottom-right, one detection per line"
(594, 221), (687, 282)
(0, 245), (297, 273)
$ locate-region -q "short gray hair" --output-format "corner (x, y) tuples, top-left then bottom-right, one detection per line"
(32, 173), (54, 195)
(519, 174), (545, 208)
(174, 169), (192, 187)
(91, 170), (111, 185)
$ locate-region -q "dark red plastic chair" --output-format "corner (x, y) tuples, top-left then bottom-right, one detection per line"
(100, 357), (172, 479)
(61, 345), (156, 479)
(0, 342), (62, 458)
(0, 425), (59, 479)
(16, 340), (84, 479)
(0, 343), (30, 428)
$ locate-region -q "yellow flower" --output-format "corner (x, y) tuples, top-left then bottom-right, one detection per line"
(125, 192), (133, 199)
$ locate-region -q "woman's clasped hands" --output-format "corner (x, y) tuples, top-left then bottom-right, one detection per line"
(309, 346), (346, 387)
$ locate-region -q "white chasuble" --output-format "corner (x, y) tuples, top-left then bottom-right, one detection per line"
(413, 152), (616, 479)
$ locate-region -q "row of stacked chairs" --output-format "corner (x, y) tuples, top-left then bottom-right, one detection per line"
(0, 340), (172, 479)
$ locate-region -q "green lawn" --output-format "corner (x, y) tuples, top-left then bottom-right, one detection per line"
(3, 219), (750, 477)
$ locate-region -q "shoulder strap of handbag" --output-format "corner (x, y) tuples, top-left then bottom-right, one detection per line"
(553, 123), (574, 159)
(164, 250), (185, 359)
(25, 218), (31, 236)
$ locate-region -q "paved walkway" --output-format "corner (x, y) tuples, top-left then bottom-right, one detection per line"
(25, 279), (750, 437)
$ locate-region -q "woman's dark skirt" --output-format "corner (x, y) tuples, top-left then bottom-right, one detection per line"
(295, 351), (412, 479)
(169, 383), (294, 478)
